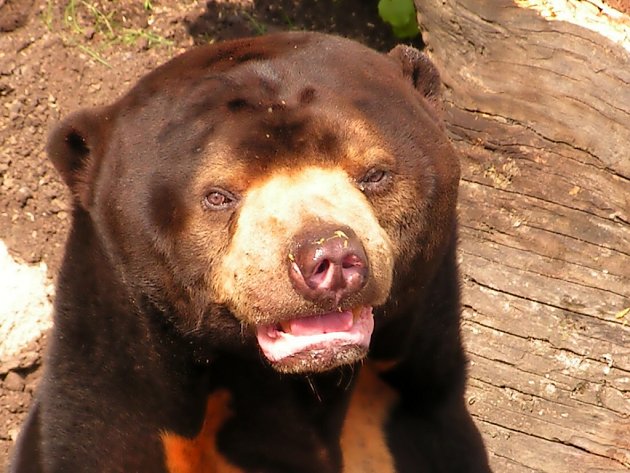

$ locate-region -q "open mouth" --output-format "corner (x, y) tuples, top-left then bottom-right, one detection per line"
(255, 306), (374, 373)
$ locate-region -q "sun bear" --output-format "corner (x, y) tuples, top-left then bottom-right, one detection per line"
(10, 32), (491, 473)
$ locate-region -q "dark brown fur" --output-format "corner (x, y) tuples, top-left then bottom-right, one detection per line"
(10, 32), (490, 473)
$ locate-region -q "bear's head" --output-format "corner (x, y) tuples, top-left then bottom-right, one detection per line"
(48, 33), (459, 373)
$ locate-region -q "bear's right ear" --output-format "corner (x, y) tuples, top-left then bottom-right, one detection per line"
(47, 108), (111, 210)
(388, 45), (442, 108)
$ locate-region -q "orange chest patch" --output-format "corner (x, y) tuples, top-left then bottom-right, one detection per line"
(162, 368), (398, 473)
(161, 390), (244, 473)
(340, 362), (398, 473)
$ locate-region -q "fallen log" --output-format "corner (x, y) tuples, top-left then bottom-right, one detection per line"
(414, 1), (630, 471)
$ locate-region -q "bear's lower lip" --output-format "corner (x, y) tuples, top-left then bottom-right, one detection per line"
(255, 306), (374, 370)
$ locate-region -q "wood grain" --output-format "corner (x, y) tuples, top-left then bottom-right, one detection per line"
(414, 1), (630, 470)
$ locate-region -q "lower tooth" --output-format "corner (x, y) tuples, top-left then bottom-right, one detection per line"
(352, 307), (361, 320)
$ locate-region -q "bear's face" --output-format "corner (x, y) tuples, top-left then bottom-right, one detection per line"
(48, 33), (459, 373)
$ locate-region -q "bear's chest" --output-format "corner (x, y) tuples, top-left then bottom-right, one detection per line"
(161, 365), (398, 473)
(161, 389), (243, 473)
(340, 363), (398, 473)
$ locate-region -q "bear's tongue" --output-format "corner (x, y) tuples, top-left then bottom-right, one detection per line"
(279, 310), (353, 335)
(255, 306), (374, 364)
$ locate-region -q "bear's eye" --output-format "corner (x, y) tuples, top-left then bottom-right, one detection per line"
(359, 169), (391, 193)
(364, 169), (386, 183)
(202, 189), (237, 210)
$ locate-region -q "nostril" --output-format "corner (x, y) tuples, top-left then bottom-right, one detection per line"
(314, 259), (330, 275)
(307, 259), (333, 290)
(342, 254), (363, 269)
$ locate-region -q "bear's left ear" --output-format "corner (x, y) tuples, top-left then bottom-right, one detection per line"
(388, 45), (442, 105)
(47, 107), (112, 210)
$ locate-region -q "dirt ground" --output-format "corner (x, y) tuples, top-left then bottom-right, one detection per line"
(0, 0), (418, 469)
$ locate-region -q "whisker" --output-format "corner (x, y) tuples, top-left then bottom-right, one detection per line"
(306, 376), (322, 403)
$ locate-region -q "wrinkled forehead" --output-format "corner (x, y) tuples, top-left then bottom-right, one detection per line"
(159, 64), (396, 181)
(215, 81), (390, 173)
(115, 34), (426, 186)
(195, 113), (392, 194)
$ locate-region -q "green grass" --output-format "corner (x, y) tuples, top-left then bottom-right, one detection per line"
(120, 28), (173, 48)
(41, 0), (54, 30)
(242, 12), (267, 35)
(43, 0), (173, 68)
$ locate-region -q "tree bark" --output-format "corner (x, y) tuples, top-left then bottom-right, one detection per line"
(414, 1), (630, 471)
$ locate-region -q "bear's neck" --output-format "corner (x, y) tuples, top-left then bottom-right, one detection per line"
(368, 227), (468, 404)
(50, 209), (210, 430)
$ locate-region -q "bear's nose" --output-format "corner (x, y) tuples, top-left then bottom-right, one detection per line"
(289, 226), (369, 306)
